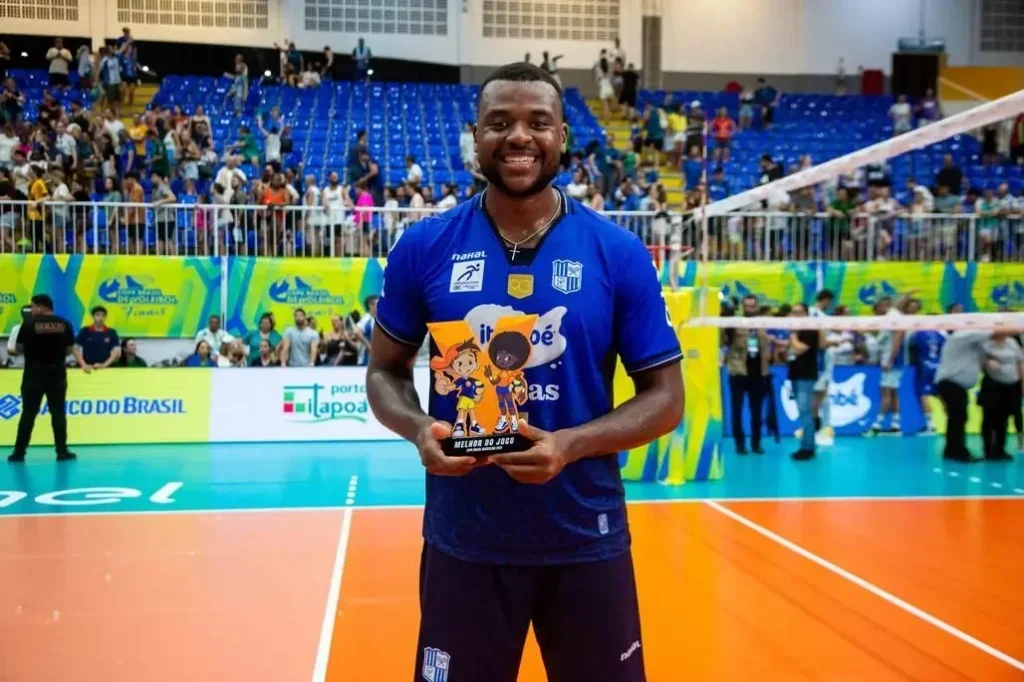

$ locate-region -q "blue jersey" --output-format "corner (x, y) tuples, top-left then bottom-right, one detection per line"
(376, 192), (682, 565)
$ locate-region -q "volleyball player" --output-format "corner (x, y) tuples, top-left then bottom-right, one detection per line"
(907, 301), (945, 434)
(366, 62), (683, 682)
(868, 296), (904, 434)
(799, 290), (833, 444)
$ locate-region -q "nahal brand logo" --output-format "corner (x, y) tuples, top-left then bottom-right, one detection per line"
(98, 275), (178, 305)
(551, 259), (583, 294)
(268, 276), (345, 306)
(991, 281), (1024, 308)
(451, 250), (487, 261)
(282, 383), (369, 423)
(781, 374), (872, 427)
(450, 260), (485, 293)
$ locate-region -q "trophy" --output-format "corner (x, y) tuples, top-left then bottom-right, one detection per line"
(427, 314), (538, 457)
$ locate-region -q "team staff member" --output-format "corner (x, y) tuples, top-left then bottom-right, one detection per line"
(5, 305), (31, 368)
(74, 305), (120, 371)
(8, 295), (77, 462)
(977, 333), (1023, 461)
(367, 63), (683, 682)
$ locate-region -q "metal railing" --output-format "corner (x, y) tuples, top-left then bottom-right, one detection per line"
(0, 200), (1020, 261)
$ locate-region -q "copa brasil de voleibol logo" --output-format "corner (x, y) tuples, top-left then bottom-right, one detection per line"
(858, 280), (899, 306)
(268, 276), (345, 306)
(780, 374), (873, 427)
(0, 393), (184, 420)
(98, 275), (178, 305)
(719, 280), (780, 308)
(282, 383), (369, 423)
(991, 281), (1024, 308)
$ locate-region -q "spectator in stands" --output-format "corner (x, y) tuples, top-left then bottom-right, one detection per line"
(0, 77), (25, 125)
(641, 103), (664, 164)
(215, 155), (248, 200)
(459, 121), (475, 169)
(935, 154), (962, 198)
(250, 338), (277, 367)
(933, 184), (961, 260)
(682, 146), (702, 192)
(1012, 112), (1024, 164)
(117, 338), (147, 367)
(300, 62), (322, 89)
(280, 308), (319, 367)
(709, 107), (735, 163)
(98, 46), (123, 118)
(217, 339), (245, 367)
(226, 54), (249, 115)
(618, 62), (639, 120)
(596, 55), (614, 121)
(74, 306), (120, 371)
(916, 88), (941, 127)
(664, 104), (686, 169)
(737, 84), (754, 130)
(354, 148), (383, 204)
(889, 94), (912, 136)
(0, 123), (15, 170)
(566, 168), (589, 200)
(405, 155), (423, 188)
(753, 78), (779, 130)
(285, 42), (303, 84)
(436, 183), (458, 210)
(243, 313), (282, 359)
(685, 101), (704, 153)
(614, 176), (641, 211)
(46, 38), (73, 90)
(0, 43), (9, 83)
(76, 45), (92, 89)
(195, 315), (229, 361)
(975, 187), (1000, 262)
(353, 37), (372, 81)
(151, 170), (177, 255)
(540, 51), (562, 87)
(119, 43), (139, 109)
(826, 185), (856, 260)
(184, 340), (214, 367)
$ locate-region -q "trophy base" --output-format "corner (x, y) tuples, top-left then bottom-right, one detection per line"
(441, 432), (534, 458)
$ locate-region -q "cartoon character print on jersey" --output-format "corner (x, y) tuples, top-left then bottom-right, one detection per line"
(428, 314), (538, 441)
(430, 338), (487, 438)
(483, 330), (532, 434)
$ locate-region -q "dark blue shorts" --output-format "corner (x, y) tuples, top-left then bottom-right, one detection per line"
(414, 543), (646, 682)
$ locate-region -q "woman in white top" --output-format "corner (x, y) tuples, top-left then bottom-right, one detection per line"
(566, 169), (589, 200)
(597, 57), (615, 121)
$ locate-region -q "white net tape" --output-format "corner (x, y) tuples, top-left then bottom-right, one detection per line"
(699, 89), (1024, 217)
(686, 312), (1024, 331)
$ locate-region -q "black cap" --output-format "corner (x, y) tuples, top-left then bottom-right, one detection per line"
(30, 294), (54, 310)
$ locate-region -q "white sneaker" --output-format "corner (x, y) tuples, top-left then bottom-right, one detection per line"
(815, 431), (834, 447)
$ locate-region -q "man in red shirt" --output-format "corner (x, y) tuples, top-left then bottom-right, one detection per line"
(709, 107), (737, 162)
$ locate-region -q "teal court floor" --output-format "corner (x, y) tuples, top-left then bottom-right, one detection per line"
(2, 436), (1023, 682)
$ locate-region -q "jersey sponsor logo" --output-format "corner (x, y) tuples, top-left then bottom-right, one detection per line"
(451, 250), (487, 262)
(422, 647), (450, 682)
(551, 259), (583, 294)
(97, 275), (179, 306)
(268, 275), (345, 306)
(449, 260), (485, 293)
(782, 373), (872, 427)
(465, 304), (567, 368)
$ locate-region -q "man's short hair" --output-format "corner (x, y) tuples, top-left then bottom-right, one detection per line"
(31, 294), (54, 310)
(294, 307), (306, 316)
(815, 289), (835, 303)
(478, 62), (562, 115)
(91, 305), (108, 316)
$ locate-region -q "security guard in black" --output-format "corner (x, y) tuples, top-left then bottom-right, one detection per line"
(8, 294), (77, 462)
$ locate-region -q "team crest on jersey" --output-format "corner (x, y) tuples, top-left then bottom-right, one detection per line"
(428, 314), (537, 438)
(422, 647), (450, 682)
(507, 273), (534, 299)
(551, 259), (583, 294)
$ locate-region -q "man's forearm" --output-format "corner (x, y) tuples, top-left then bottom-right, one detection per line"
(563, 379), (683, 463)
(367, 366), (432, 443)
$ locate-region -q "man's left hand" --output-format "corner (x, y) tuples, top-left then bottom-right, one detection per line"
(489, 421), (573, 485)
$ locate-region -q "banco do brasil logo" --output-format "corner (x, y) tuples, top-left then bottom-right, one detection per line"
(0, 393), (184, 420)
(269, 276), (344, 306)
(282, 383), (368, 423)
(98, 275), (178, 305)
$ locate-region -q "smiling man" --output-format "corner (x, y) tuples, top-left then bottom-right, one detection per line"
(366, 62), (684, 682)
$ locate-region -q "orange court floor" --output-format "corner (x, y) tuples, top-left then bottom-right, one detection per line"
(0, 436), (1022, 682)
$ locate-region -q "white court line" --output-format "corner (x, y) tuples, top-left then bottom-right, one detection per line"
(704, 500), (1024, 673)
(0, 494), (1021, 520)
(311, 502), (355, 681)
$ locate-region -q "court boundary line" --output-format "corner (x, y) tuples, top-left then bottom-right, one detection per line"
(0, 494), (1019, 520)
(704, 499), (1024, 673)
(311, 474), (358, 682)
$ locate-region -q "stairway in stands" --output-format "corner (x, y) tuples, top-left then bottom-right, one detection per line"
(120, 83), (159, 125)
(585, 98), (685, 208)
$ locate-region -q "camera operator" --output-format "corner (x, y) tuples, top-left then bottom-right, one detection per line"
(7, 294), (77, 463)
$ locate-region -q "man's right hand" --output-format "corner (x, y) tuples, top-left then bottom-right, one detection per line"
(416, 420), (479, 476)
(81, 365), (92, 374)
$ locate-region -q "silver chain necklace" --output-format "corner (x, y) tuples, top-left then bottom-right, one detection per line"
(491, 190), (562, 261)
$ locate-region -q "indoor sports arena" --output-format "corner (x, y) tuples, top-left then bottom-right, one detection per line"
(2, 1), (1024, 680)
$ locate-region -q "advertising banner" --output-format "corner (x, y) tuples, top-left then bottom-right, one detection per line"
(208, 366), (430, 443)
(663, 261), (1024, 314)
(722, 365), (1004, 438)
(617, 289), (723, 484)
(224, 257), (385, 338)
(0, 368), (212, 446)
(0, 255), (222, 337)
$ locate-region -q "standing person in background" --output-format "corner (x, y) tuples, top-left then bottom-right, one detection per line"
(76, 45), (93, 89)
(978, 333), (1023, 461)
(280, 307), (319, 368)
(352, 37), (372, 81)
(618, 62), (639, 121)
(8, 294), (77, 463)
(723, 295), (770, 454)
(936, 328), (1008, 462)
(98, 46), (123, 118)
(117, 338), (147, 367)
(74, 306), (121, 371)
(868, 296), (904, 435)
(119, 43), (139, 110)
(908, 311), (946, 435)
(540, 51), (562, 87)
(46, 38), (72, 90)
(787, 303), (820, 461)
(806, 290), (835, 446)
(195, 315), (229, 361)
(353, 295), (377, 366)
(753, 77), (779, 130)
